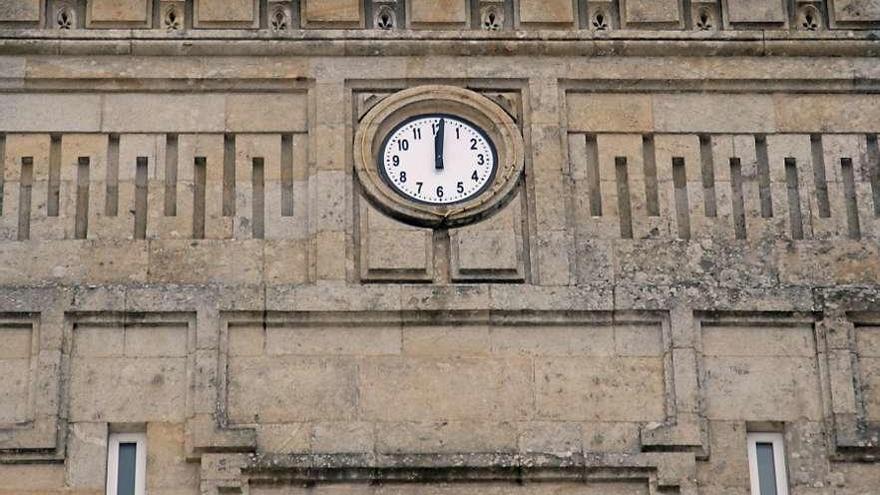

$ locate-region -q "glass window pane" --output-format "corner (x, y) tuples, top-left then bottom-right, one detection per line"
(116, 442), (137, 495)
(756, 442), (778, 495)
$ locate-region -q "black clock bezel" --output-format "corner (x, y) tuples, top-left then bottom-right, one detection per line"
(377, 113), (499, 206)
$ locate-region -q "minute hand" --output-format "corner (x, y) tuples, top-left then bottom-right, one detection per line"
(434, 118), (445, 170)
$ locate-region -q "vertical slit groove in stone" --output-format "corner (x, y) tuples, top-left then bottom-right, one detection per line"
(252, 157), (265, 239)
(841, 157), (861, 240)
(810, 135), (831, 218)
(48, 134), (61, 217)
(193, 156), (207, 239)
(868, 134), (880, 217)
(672, 157), (691, 240)
(281, 134), (294, 217)
(785, 158), (804, 240)
(18, 157), (33, 241)
(134, 157), (148, 240)
(585, 134), (602, 216)
(106, 134), (120, 217)
(755, 135), (773, 218)
(615, 156), (633, 239)
(730, 157), (747, 240)
(223, 134), (236, 217)
(642, 135), (660, 217)
(75, 156), (90, 240)
(699, 134), (717, 217)
(164, 134), (178, 217)
(0, 134), (5, 216)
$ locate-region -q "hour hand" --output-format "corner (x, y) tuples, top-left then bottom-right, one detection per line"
(434, 118), (445, 170)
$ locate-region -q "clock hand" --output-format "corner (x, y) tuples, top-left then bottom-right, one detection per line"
(435, 118), (445, 170)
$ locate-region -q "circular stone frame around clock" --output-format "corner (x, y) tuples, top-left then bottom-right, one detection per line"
(354, 85), (525, 228)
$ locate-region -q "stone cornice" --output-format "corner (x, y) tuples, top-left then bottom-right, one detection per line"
(0, 29), (878, 57)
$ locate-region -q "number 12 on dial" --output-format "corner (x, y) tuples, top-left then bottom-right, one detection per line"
(380, 114), (498, 205)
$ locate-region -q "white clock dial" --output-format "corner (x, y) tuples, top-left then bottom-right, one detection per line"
(380, 114), (497, 205)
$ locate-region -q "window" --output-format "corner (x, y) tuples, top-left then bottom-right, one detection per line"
(747, 432), (789, 495)
(106, 433), (146, 495)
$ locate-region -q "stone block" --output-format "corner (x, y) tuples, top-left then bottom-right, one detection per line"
(102, 94), (227, 133)
(0, 94), (101, 133)
(402, 324), (491, 356)
(582, 421), (641, 452)
(653, 93), (776, 133)
(65, 422), (107, 489)
(195, 0), (258, 27)
(227, 356), (357, 423)
(489, 324), (615, 357)
(0, 349), (31, 424)
(311, 421), (374, 453)
(622, 0), (682, 26)
(518, 421), (582, 454)
(148, 240), (263, 284)
(407, 0), (468, 27)
(73, 324), (123, 357)
(0, 324), (31, 359)
(124, 324), (188, 357)
(0, 464), (65, 491)
(535, 357), (666, 421)
(519, 0), (575, 25)
(147, 422), (199, 491)
(857, 325), (880, 356)
(302, 0), (363, 27)
(266, 325), (401, 356)
(228, 324), (265, 357)
(0, 0), (41, 22)
(614, 323), (663, 356)
(774, 95), (880, 133)
(725, 0), (787, 24)
(567, 93), (653, 133)
(87, 0), (151, 27)
(702, 325), (814, 357)
(359, 357), (533, 421)
(862, 356), (880, 421)
(256, 423), (310, 453)
(376, 420), (517, 454)
(69, 356), (187, 422)
(226, 93), (309, 132)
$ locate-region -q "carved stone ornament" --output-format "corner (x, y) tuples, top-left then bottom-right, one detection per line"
(354, 85), (525, 228)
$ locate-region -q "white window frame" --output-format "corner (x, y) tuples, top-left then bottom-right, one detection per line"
(106, 432), (146, 495)
(747, 432), (789, 495)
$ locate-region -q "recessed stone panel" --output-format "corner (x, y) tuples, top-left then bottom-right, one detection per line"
(0, 324), (33, 424)
(622, 0), (682, 26)
(69, 323), (188, 422)
(194, 0), (259, 28)
(519, 0), (575, 26)
(359, 198), (433, 282)
(724, 0), (787, 24)
(87, 0), (151, 27)
(450, 192), (525, 281)
(857, 326), (880, 420)
(831, 0), (880, 23)
(0, 0), (41, 22)
(407, 0), (468, 27)
(703, 324), (822, 421)
(302, 0), (363, 27)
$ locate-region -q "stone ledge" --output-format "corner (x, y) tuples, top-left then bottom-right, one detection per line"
(0, 28), (878, 57)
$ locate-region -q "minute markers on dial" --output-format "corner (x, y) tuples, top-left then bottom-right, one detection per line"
(379, 114), (497, 205)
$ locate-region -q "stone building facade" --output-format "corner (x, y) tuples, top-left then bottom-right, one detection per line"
(1, 1), (880, 494)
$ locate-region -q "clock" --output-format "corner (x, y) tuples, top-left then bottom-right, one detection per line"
(355, 86), (524, 227)
(379, 114), (497, 205)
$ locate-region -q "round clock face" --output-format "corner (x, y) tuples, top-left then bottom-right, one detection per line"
(379, 114), (498, 205)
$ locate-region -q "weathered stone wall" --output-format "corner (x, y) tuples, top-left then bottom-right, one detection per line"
(0, 1), (879, 495)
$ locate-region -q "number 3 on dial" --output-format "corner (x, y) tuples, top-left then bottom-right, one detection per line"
(380, 114), (497, 205)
